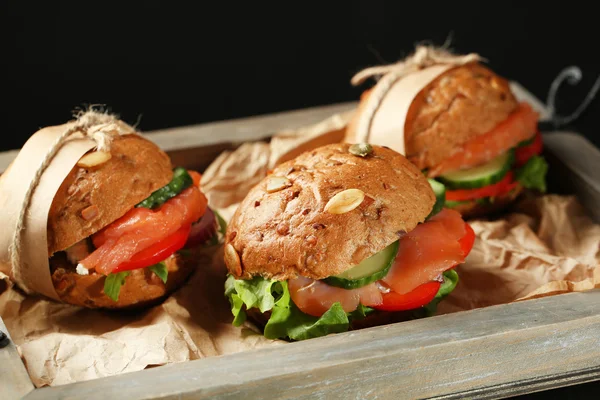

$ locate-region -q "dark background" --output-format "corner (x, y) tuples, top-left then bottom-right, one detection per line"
(2, 1), (600, 152)
(2, 1), (599, 397)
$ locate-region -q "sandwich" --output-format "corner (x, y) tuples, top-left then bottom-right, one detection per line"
(223, 143), (474, 341)
(349, 59), (548, 218)
(48, 134), (221, 308)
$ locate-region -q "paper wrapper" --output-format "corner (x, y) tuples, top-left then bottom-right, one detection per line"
(0, 117), (139, 300)
(0, 125), (97, 300)
(348, 64), (454, 155)
(0, 245), (281, 387)
(2, 102), (600, 388)
(346, 46), (483, 155)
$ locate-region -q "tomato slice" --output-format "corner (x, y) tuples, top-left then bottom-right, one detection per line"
(111, 224), (191, 273)
(188, 170), (202, 188)
(443, 131), (541, 203)
(371, 220), (473, 312)
(445, 172), (518, 202)
(372, 281), (441, 311)
(458, 222), (475, 257)
(515, 131), (543, 166)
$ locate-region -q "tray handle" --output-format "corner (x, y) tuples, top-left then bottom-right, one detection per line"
(539, 66), (600, 131)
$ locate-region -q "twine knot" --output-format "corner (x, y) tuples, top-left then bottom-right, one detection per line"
(69, 109), (126, 151)
(351, 45), (484, 87)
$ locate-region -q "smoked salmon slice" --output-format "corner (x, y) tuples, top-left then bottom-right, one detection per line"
(428, 102), (539, 177)
(288, 276), (383, 317)
(382, 208), (466, 294)
(288, 208), (467, 317)
(82, 186), (207, 275)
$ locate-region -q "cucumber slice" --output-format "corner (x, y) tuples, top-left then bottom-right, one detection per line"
(136, 167), (193, 209)
(516, 134), (536, 148)
(444, 199), (473, 209)
(437, 150), (514, 190)
(322, 240), (399, 289)
(427, 179), (446, 218)
(445, 197), (495, 211)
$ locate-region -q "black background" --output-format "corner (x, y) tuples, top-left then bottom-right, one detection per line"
(2, 1), (600, 151)
(2, 1), (600, 397)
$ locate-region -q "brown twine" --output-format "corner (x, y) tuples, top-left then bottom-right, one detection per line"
(350, 45), (485, 144)
(9, 109), (128, 294)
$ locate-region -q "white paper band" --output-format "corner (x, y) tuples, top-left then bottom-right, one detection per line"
(347, 45), (483, 155)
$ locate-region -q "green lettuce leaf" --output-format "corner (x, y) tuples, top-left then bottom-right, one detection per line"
(228, 291), (247, 326)
(515, 155), (548, 193)
(225, 275), (350, 340)
(215, 210), (227, 237)
(103, 271), (131, 301)
(148, 262), (168, 284)
(419, 269), (459, 317)
(264, 281), (349, 341)
(224, 274), (277, 326)
(224, 275), (247, 326)
(347, 303), (375, 321)
(204, 209), (228, 247)
(104, 262), (169, 302)
(225, 269), (458, 340)
(233, 275), (278, 313)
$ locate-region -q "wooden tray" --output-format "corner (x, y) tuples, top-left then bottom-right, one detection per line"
(2, 85), (600, 400)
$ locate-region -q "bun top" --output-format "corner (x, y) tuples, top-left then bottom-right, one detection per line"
(404, 62), (518, 170)
(47, 134), (173, 255)
(224, 143), (435, 281)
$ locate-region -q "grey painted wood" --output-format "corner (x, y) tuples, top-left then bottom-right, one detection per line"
(23, 290), (600, 400)
(509, 81), (552, 122)
(144, 101), (357, 151)
(0, 317), (35, 400)
(544, 131), (600, 223)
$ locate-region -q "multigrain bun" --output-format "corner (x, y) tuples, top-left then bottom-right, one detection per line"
(224, 143), (435, 281)
(350, 63), (518, 171)
(47, 134), (173, 256)
(405, 63), (518, 171)
(349, 309), (415, 330)
(50, 250), (197, 309)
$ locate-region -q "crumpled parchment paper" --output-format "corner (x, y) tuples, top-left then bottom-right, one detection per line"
(438, 194), (600, 314)
(0, 245), (282, 387)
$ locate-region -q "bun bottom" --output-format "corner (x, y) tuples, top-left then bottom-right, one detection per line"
(448, 185), (524, 220)
(349, 309), (415, 330)
(50, 249), (199, 309)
